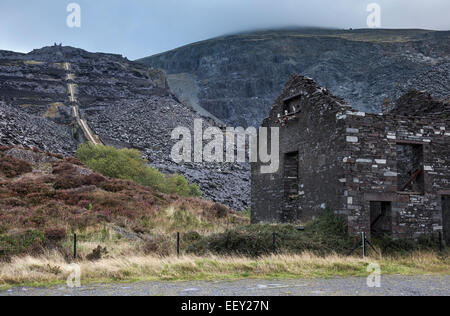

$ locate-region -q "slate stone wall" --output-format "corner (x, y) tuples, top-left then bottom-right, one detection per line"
(252, 75), (450, 239)
(251, 75), (348, 223)
(341, 110), (450, 238)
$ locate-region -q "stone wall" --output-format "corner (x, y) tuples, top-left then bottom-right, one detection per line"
(251, 75), (348, 223)
(252, 74), (450, 239)
(340, 110), (450, 238)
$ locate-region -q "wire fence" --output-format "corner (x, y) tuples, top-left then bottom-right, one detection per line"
(68, 230), (447, 260)
(347, 231), (446, 257)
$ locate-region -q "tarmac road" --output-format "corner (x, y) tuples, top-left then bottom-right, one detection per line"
(1, 275), (449, 296)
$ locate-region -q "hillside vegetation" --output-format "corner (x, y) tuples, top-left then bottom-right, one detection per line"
(0, 146), (448, 288)
(0, 146), (245, 262)
(75, 144), (201, 198)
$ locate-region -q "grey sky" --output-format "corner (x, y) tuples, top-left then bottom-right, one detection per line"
(1, 0), (449, 60)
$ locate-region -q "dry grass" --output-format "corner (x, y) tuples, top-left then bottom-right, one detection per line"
(53, 63), (66, 69)
(23, 60), (44, 66)
(44, 103), (64, 118)
(0, 147), (247, 261)
(0, 251), (448, 289)
(1, 147), (447, 290)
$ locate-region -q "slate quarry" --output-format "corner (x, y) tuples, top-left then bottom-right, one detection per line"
(0, 46), (249, 210)
(140, 28), (450, 128)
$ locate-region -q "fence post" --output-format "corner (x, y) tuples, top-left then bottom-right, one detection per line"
(362, 232), (366, 258)
(177, 232), (180, 257)
(273, 232), (277, 254)
(439, 231), (443, 252)
(74, 233), (77, 260)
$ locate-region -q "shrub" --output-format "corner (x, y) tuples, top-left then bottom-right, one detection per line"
(100, 179), (128, 192)
(53, 172), (105, 190)
(373, 234), (440, 254)
(76, 144), (202, 197)
(209, 203), (230, 218)
(54, 175), (83, 190)
(52, 162), (76, 175)
(141, 237), (172, 256)
(86, 245), (108, 261)
(183, 231), (201, 243)
(1, 197), (27, 207)
(188, 184), (202, 198)
(83, 173), (106, 186)
(0, 230), (46, 259)
(44, 227), (67, 242)
(185, 211), (354, 256)
(142, 241), (159, 254)
(0, 153), (32, 178)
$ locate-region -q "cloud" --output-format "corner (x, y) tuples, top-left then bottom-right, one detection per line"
(0, 0), (449, 59)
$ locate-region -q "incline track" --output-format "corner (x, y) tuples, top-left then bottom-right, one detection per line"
(64, 62), (102, 146)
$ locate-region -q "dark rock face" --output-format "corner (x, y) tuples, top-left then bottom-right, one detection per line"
(87, 97), (250, 210)
(139, 28), (450, 127)
(390, 89), (450, 116)
(0, 46), (249, 210)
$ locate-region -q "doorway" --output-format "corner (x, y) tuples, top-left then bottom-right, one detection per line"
(443, 196), (450, 244)
(370, 201), (392, 237)
(282, 151), (299, 222)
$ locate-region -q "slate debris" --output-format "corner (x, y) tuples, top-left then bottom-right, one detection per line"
(0, 45), (250, 210)
(0, 102), (76, 155)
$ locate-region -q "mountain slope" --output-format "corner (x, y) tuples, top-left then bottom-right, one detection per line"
(138, 28), (450, 127)
(0, 101), (76, 154)
(0, 46), (249, 210)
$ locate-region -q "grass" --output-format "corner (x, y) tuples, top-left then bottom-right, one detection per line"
(23, 60), (44, 66)
(0, 147), (244, 260)
(0, 223), (448, 289)
(53, 63), (66, 69)
(185, 210), (355, 256)
(1, 147), (448, 290)
(44, 103), (64, 118)
(0, 251), (448, 289)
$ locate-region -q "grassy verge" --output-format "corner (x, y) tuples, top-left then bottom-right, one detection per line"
(0, 251), (448, 290)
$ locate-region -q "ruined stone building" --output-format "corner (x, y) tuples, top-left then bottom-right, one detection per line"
(251, 75), (450, 240)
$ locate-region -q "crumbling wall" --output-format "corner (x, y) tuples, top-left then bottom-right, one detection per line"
(252, 75), (450, 239)
(443, 196), (450, 243)
(252, 75), (348, 223)
(340, 110), (450, 238)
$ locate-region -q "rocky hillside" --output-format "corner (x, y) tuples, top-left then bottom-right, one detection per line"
(139, 28), (450, 127)
(0, 101), (76, 154)
(390, 89), (450, 117)
(0, 46), (249, 210)
(0, 146), (247, 260)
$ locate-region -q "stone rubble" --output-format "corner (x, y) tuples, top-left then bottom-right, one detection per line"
(0, 46), (250, 210)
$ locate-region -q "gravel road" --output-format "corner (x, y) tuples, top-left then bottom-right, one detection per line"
(1, 275), (449, 296)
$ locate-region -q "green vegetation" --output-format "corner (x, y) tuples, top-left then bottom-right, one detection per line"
(185, 210), (355, 256)
(184, 210), (447, 257)
(1, 147), (448, 288)
(0, 230), (45, 260)
(76, 144), (201, 197)
(372, 234), (443, 254)
(1, 251), (449, 289)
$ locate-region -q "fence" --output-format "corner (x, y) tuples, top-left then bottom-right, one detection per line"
(169, 230), (447, 259)
(68, 230), (446, 260)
